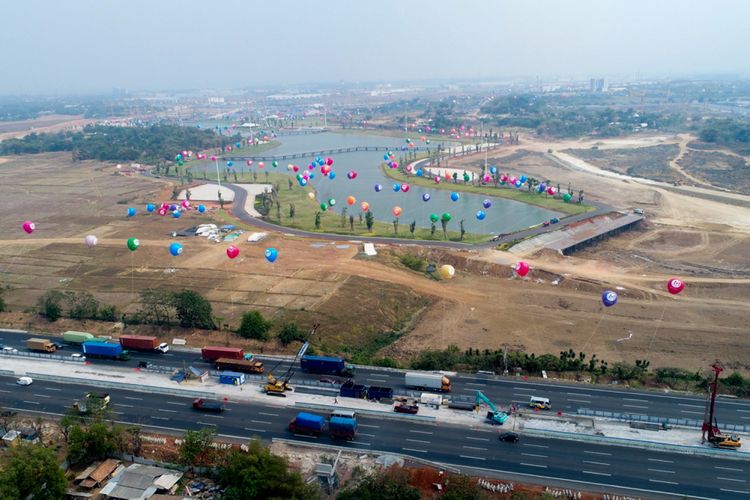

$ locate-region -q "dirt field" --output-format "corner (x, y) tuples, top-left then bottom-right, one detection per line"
(0, 115), (97, 140)
(1, 145), (750, 374)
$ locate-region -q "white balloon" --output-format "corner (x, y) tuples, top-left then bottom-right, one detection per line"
(84, 235), (98, 248)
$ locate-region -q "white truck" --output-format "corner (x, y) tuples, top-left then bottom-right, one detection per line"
(404, 372), (452, 392)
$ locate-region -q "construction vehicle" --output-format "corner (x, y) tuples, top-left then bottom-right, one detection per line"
(265, 323), (319, 396)
(73, 392), (110, 415)
(476, 390), (508, 425)
(702, 364), (742, 449)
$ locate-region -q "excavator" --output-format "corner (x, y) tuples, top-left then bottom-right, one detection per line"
(265, 323), (319, 396)
(476, 390), (508, 425)
(702, 364), (742, 449)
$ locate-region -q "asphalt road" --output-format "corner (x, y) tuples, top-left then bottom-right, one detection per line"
(2, 330), (749, 430)
(0, 375), (747, 499)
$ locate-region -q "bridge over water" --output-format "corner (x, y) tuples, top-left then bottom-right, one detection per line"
(222, 145), (430, 162)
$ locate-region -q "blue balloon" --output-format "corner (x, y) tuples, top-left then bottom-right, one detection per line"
(416, 169), (423, 177)
(300, 178), (308, 186)
(328, 172), (336, 180)
(317, 159), (325, 166)
(198, 204), (206, 213)
(172, 210), (181, 218)
(422, 193), (431, 202)
(264, 247), (278, 263)
(227, 161), (233, 167)
(602, 290), (618, 307)
(169, 204), (177, 211)
(146, 203), (155, 213)
(520, 175), (527, 183)
(127, 207), (136, 217)
(393, 183), (401, 192)
(309, 172), (315, 179)
(490, 166), (497, 174)
(476, 210), (486, 220)
(169, 242), (183, 256)
(450, 192), (459, 202)
(383, 154), (389, 161)
(374, 184), (383, 192)
(514, 180), (522, 188)
(482, 199), (492, 209)
(235, 142), (241, 148)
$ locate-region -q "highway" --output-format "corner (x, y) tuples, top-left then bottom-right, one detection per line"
(0, 375), (747, 499)
(2, 329), (749, 430)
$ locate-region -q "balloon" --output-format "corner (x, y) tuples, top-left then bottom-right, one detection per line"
(321, 165), (331, 175)
(360, 201), (370, 211)
(602, 290), (618, 307)
(463, 173), (470, 182)
(405, 138), (411, 143)
(169, 242), (183, 257)
(309, 173), (315, 179)
(320, 202), (328, 211)
(667, 279), (685, 295)
(328, 171), (337, 180)
(126, 207), (136, 217)
(22, 220), (35, 234)
(490, 166), (497, 174)
(84, 235), (98, 248)
(258, 162), (265, 168)
(563, 193), (573, 203)
(172, 210), (181, 218)
(272, 161), (278, 168)
(515, 261), (530, 277)
(374, 184), (383, 192)
(438, 264), (455, 280)
(434, 176), (441, 184)
(226, 245), (240, 259)
(328, 198), (336, 207)
(347, 170), (358, 180)
(391, 161), (399, 169)
(299, 178), (308, 186)
(235, 142), (241, 148)
(146, 203), (155, 213)
(483, 174), (491, 183)
(430, 213), (439, 223)
(210, 155), (217, 161)
(264, 247), (278, 263)
(547, 186), (556, 195)
(158, 208), (167, 216)
(169, 204), (177, 211)
(177, 160), (184, 167)
(326, 157), (333, 166)
(450, 192), (459, 202)
(292, 164), (300, 172)
(476, 210), (486, 220)
(441, 212), (452, 222)
(181, 200), (191, 209)
(426, 139), (430, 144)
(247, 160), (254, 166)
(401, 183), (410, 193)
(198, 205), (206, 213)
(227, 161), (233, 167)
(392, 206), (403, 217)
(383, 154), (389, 161)
(416, 169), (423, 177)
(393, 183), (401, 192)
(127, 237), (139, 252)
(422, 193), (431, 202)
(483, 199), (492, 209)
(520, 175), (527, 183)
(514, 180), (522, 188)
(346, 196), (356, 206)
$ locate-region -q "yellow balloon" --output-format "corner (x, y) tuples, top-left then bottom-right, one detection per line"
(307, 192), (315, 200)
(438, 264), (455, 280)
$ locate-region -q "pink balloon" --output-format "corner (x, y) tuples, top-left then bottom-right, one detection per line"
(210, 155), (217, 161)
(22, 220), (35, 234)
(434, 176), (441, 184)
(483, 174), (491, 183)
(226, 245), (240, 259)
(258, 162), (265, 168)
(246, 160), (253, 166)
(181, 200), (191, 209)
(391, 162), (399, 169)
(158, 208), (167, 216)
(516, 261), (530, 277)
(326, 157), (334, 166)
(401, 183), (410, 192)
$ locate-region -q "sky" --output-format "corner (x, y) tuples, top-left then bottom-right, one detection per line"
(1, 0), (749, 94)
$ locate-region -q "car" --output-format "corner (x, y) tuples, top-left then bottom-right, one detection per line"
(498, 432), (519, 443)
(138, 361), (153, 369)
(16, 377), (33, 386)
(394, 403), (420, 414)
(2, 346), (18, 354)
(550, 217), (560, 224)
(52, 342), (64, 350)
(70, 353), (86, 361)
(633, 208), (644, 215)
(543, 221), (550, 227)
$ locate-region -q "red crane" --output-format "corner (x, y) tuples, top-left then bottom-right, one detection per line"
(702, 363), (741, 448)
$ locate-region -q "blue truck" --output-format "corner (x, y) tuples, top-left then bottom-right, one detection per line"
(366, 386), (394, 401)
(82, 341), (130, 361)
(288, 412), (326, 436)
(329, 416), (358, 440)
(300, 355), (354, 377)
(340, 381), (368, 399)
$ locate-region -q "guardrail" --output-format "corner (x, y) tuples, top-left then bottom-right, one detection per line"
(577, 408), (750, 434)
(26, 373), (217, 400)
(0, 369), (15, 376)
(295, 402), (436, 423)
(0, 350), (85, 363)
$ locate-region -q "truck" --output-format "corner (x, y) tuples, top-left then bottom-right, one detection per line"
(63, 331), (95, 345)
(201, 346), (244, 362)
(82, 341), (130, 361)
(366, 386), (394, 401)
(26, 338), (57, 353)
(329, 416), (357, 440)
(288, 412), (326, 436)
(73, 392), (110, 414)
(339, 381), (367, 399)
(215, 357), (264, 374)
(192, 398), (225, 413)
(300, 355), (354, 377)
(404, 372), (451, 392)
(118, 335), (169, 353)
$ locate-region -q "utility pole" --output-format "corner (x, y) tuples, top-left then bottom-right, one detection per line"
(503, 346), (509, 376)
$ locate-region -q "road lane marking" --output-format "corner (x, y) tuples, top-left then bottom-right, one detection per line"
(34, 394), (51, 398)
(623, 404), (648, 409)
(521, 453), (548, 459)
(201, 414), (224, 419)
(359, 424), (380, 429)
(402, 448), (428, 454)
(717, 477), (747, 483)
(459, 455), (486, 461)
(567, 399), (592, 404)
(583, 460), (610, 466)
(406, 438), (430, 444)
(737, 409), (750, 413)
(355, 442), (371, 446)
(648, 468), (675, 474)
(583, 470), (611, 477)
(647, 458), (674, 464)
(0, 389), (10, 393)
(466, 382), (484, 387)
(466, 437), (489, 442)
(124, 396), (142, 401)
(243, 427), (266, 433)
(250, 420), (271, 425)
(359, 433), (376, 438)
(158, 409), (177, 413)
(295, 434), (318, 439)
(715, 466), (744, 472)
(462, 445), (487, 451)
(680, 410), (703, 415)
(623, 398), (648, 403)
(166, 402), (183, 406)
(258, 412), (278, 417)
(678, 403), (703, 408)
(522, 443), (549, 449)
(520, 463), (547, 468)
(720, 488), (749, 495)
(649, 479), (678, 485)
(566, 392), (593, 397)
(22, 400), (40, 405)
(196, 421), (217, 426)
(42, 387), (62, 391)
(409, 430), (433, 435)
(584, 450), (612, 456)
(114, 403), (134, 408)
(151, 416), (170, 421)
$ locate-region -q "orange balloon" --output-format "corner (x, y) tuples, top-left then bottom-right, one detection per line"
(346, 195), (356, 206)
(360, 201), (370, 211)
(392, 206), (402, 217)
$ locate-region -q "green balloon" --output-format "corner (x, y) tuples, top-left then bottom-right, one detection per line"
(272, 161), (279, 168)
(430, 213), (439, 223)
(320, 203), (328, 211)
(127, 237), (139, 252)
(563, 193), (572, 203)
(177, 160), (184, 167)
(463, 173), (470, 181)
(441, 212), (452, 222)
(328, 198), (336, 206)
(426, 139), (430, 144)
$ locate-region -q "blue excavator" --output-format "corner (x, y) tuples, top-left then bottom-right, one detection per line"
(476, 390), (509, 425)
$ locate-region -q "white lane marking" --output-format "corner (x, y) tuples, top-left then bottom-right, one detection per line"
(359, 433), (376, 438)
(466, 436), (489, 442)
(258, 412), (278, 417)
(466, 382), (484, 387)
(151, 416), (170, 421)
(200, 414), (224, 419)
(513, 393), (534, 397)
(359, 424), (380, 429)
(583, 470), (611, 477)
(680, 410), (703, 415)
(250, 420), (271, 425)
(521, 463), (547, 468)
(737, 409), (750, 413)
(678, 403), (703, 408)
(717, 477), (747, 483)
(623, 398), (648, 403)
(567, 399), (592, 404)
(459, 455), (486, 461)
(295, 434), (318, 439)
(0, 389), (10, 393)
(196, 421), (217, 426)
(584, 450), (612, 456)
(566, 392), (593, 397)
(34, 394), (51, 398)
(715, 466), (744, 472)
(649, 479), (678, 485)
(648, 468), (676, 474)
(409, 430), (433, 435)
(406, 438), (430, 444)
(114, 403), (134, 408)
(158, 409), (177, 413)
(166, 401), (184, 406)
(647, 458), (674, 464)
(243, 427), (266, 433)
(366, 378), (389, 383)
(402, 447), (428, 454)
(583, 460), (610, 466)
(355, 442), (371, 446)
(720, 488), (749, 495)
(623, 404), (648, 409)
(124, 396), (142, 401)
(462, 445), (487, 451)
(42, 387), (62, 391)
(522, 443), (549, 449)
(521, 452), (548, 459)
(22, 400), (40, 405)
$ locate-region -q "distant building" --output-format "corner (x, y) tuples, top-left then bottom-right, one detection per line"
(590, 78), (608, 92)
(207, 96), (225, 104)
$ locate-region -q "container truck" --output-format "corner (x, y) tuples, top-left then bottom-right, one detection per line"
(215, 357), (264, 374)
(340, 381), (367, 399)
(288, 412), (326, 436)
(118, 335), (169, 353)
(329, 416), (357, 440)
(201, 346), (244, 362)
(192, 398), (225, 413)
(300, 355), (354, 377)
(63, 331), (95, 344)
(82, 341), (130, 361)
(26, 338), (57, 353)
(404, 372), (451, 392)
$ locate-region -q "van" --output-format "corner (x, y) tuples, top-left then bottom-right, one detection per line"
(529, 396), (551, 410)
(330, 409), (356, 420)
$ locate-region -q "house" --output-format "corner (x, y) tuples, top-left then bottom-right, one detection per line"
(100, 463), (182, 500)
(75, 459), (121, 490)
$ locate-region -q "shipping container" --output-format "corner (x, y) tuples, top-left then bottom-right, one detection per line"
(288, 412), (326, 435)
(62, 331), (95, 344)
(300, 355), (354, 376)
(119, 335), (169, 353)
(201, 346), (244, 361)
(26, 338), (56, 352)
(404, 372), (451, 392)
(82, 341), (129, 360)
(215, 357), (264, 374)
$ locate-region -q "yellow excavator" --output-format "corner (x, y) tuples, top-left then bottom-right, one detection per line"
(264, 323), (319, 396)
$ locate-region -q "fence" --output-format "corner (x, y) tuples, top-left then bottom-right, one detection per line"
(0, 350), (85, 364)
(576, 408), (750, 434)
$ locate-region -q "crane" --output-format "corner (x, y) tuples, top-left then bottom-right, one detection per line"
(265, 323), (319, 396)
(475, 390), (508, 425)
(702, 363), (742, 449)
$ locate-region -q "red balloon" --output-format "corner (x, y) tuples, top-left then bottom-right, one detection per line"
(226, 245), (240, 259)
(515, 261), (530, 277)
(667, 278), (685, 295)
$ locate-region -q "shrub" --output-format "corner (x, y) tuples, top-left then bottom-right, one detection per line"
(238, 311), (272, 341)
(400, 254), (426, 272)
(278, 322), (306, 346)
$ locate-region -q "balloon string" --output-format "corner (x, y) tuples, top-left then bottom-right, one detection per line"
(580, 308), (606, 353)
(645, 301), (668, 355)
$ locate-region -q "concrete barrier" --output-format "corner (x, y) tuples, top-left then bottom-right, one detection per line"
(26, 373), (217, 400)
(294, 401), (436, 423)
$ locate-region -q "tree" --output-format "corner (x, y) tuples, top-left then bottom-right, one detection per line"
(442, 474), (485, 500)
(178, 427), (217, 467)
(97, 304), (117, 322)
(365, 210), (374, 231)
(138, 288), (174, 326)
(66, 421), (122, 465)
(0, 443), (66, 500)
(172, 289), (215, 329)
(65, 291), (99, 320)
(441, 218), (448, 239)
(289, 203), (296, 225)
(238, 311), (272, 340)
(278, 322), (306, 346)
(314, 211), (321, 230)
(338, 467), (420, 500)
(217, 441), (318, 500)
(459, 219), (465, 241)
(409, 220), (416, 238)
(37, 290), (64, 321)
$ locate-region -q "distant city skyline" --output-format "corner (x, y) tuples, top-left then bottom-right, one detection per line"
(1, 0), (748, 95)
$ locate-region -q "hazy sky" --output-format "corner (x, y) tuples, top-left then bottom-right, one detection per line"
(2, 0), (749, 94)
